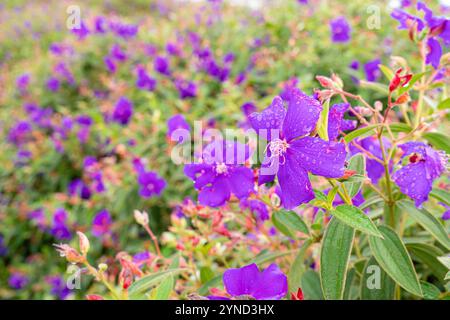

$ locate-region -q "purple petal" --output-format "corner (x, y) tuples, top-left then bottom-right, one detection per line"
(249, 97), (286, 141)
(289, 137), (347, 178)
(282, 89), (322, 141)
(198, 176), (231, 207)
(328, 103), (350, 140)
(277, 154), (314, 209)
(392, 162), (432, 206)
(223, 263), (259, 297)
(426, 37), (442, 69)
(252, 263), (288, 300)
(228, 167), (254, 199)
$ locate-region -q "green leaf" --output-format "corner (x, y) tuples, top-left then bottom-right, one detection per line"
(407, 243), (447, 281)
(317, 99), (330, 141)
(128, 268), (186, 298)
(288, 240), (312, 293)
(272, 210), (309, 238)
(397, 200), (450, 250)
(389, 123), (412, 133)
(379, 64), (394, 80)
(437, 97), (450, 110)
(359, 196), (384, 210)
(153, 275), (174, 300)
(200, 267), (215, 284)
(369, 226), (423, 297)
(197, 275), (222, 296)
(360, 256), (395, 300)
(420, 281), (441, 300)
(320, 217), (355, 299)
(359, 80), (389, 95)
(423, 132), (450, 154)
(343, 268), (358, 300)
(344, 125), (379, 144)
(430, 189), (450, 206)
(301, 270), (324, 300)
(331, 204), (383, 238)
(344, 154), (366, 197)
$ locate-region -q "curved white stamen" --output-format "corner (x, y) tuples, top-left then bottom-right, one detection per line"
(215, 163), (228, 174)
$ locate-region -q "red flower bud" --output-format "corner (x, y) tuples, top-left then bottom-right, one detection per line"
(316, 76), (334, 88)
(86, 294), (104, 300)
(291, 288), (304, 300)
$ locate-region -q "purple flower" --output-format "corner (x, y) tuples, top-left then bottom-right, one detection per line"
(426, 37), (442, 69)
(54, 62), (75, 85)
(330, 17), (351, 43)
(46, 275), (71, 300)
(350, 136), (391, 184)
(109, 21), (138, 39)
(240, 199), (270, 221)
(184, 140), (255, 207)
(94, 16), (107, 33)
(0, 235), (7, 256)
(137, 171), (166, 198)
(7, 121), (32, 146)
(249, 89), (347, 209)
(391, 9), (424, 31)
(133, 251), (152, 266)
(392, 142), (447, 207)
(51, 208), (71, 240)
(71, 21), (90, 40)
(46, 77), (60, 92)
(175, 79), (197, 99)
(136, 66), (156, 91)
(167, 114), (190, 138)
(154, 56), (171, 76)
(222, 263), (287, 300)
(9, 273), (28, 290)
(68, 178), (91, 200)
(104, 56), (116, 73)
(28, 208), (47, 231)
(166, 42), (181, 56)
(328, 103), (356, 140)
(110, 44), (127, 61)
(112, 97), (133, 125)
(364, 59), (381, 82)
(92, 209), (112, 237)
(439, 202), (450, 220)
(16, 73), (30, 92)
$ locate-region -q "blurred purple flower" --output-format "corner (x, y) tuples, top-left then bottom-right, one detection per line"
(16, 73), (30, 92)
(9, 273), (28, 290)
(71, 21), (90, 40)
(137, 171), (166, 198)
(8, 121), (32, 146)
(112, 97), (133, 125)
(330, 17), (351, 43)
(110, 44), (127, 61)
(68, 179), (91, 200)
(136, 66), (156, 91)
(46, 275), (71, 300)
(92, 210), (112, 237)
(51, 208), (71, 240)
(0, 235), (7, 256)
(94, 16), (107, 33)
(240, 199), (269, 221)
(426, 37), (442, 69)
(364, 59), (381, 82)
(46, 77), (60, 92)
(154, 56), (171, 76)
(175, 79), (197, 99)
(167, 114), (190, 138)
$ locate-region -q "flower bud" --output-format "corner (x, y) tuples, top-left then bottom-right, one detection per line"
(134, 210), (149, 226)
(54, 243), (85, 264)
(98, 263), (108, 272)
(374, 101), (383, 112)
(86, 294), (104, 300)
(316, 76), (334, 88)
(331, 73), (343, 89)
(395, 92), (410, 105)
(77, 231), (90, 256)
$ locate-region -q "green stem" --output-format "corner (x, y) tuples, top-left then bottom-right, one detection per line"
(377, 134), (395, 227)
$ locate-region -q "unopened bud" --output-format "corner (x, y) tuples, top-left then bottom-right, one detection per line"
(77, 231), (90, 256)
(374, 101), (383, 112)
(354, 106), (372, 116)
(395, 92), (410, 104)
(54, 244), (85, 264)
(98, 263), (108, 272)
(316, 76), (334, 88)
(331, 73), (343, 89)
(134, 210), (149, 226)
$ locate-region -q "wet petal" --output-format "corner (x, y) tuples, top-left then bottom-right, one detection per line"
(184, 163), (215, 189)
(282, 89), (322, 141)
(392, 162), (432, 207)
(277, 154), (314, 209)
(228, 167), (255, 199)
(249, 96), (286, 141)
(426, 37), (442, 69)
(328, 102), (350, 140)
(289, 137), (346, 178)
(198, 176), (231, 207)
